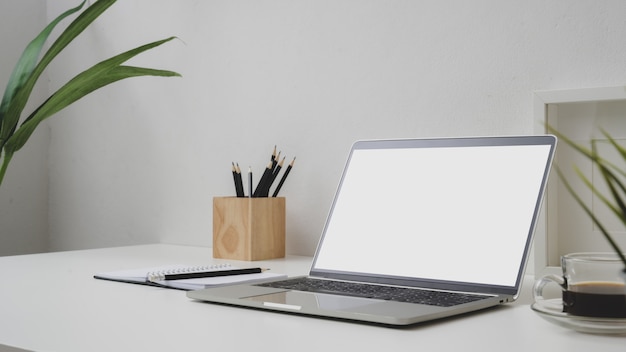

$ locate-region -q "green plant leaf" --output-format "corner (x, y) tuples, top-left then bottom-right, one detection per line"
(548, 125), (626, 267)
(0, 0), (116, 150)
(0, 0), (180, 187)
(548, 126), (626, 179)
(0, 0), (86, 148)
(572, 166), (623, 222)
(0, 151), (13, 189)
(596, 129), (626, 180)
(602, 128), (626, 163)
(586, 136), (626, 225)
(596, 160), (626, 229)
(585, 140), (626, 227)
(556, 166), (626, 266)
(4, 37), (180, 154)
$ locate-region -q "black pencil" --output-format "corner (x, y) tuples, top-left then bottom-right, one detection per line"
(268, 156), (285, 191)
(271, 145), (277, 167)
(253, 161), (273, 197)
(272, 150), (281, 171)
(233, 162), (245, 197)
(272, 157), (295, 197)
(232, 162), (238, 194)
(248, 166), (253, 198)
(148, 267), (265, 281)
(258, 156), (284, 197)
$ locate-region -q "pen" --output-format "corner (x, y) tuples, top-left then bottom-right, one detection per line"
(148, 267), (267, 282)
(272, 157), (295, 197)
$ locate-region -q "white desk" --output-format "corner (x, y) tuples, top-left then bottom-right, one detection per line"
(0, 244), (624, 351)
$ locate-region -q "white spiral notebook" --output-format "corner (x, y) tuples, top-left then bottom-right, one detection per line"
(94, 264), (286, 290)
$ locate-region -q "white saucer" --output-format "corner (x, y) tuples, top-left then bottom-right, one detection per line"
(531, 298), (626, 335)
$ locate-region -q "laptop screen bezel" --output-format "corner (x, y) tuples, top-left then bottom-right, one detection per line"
(309, 135), (557, 297)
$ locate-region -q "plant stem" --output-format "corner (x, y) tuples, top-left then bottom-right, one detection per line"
(0, 151), (13, 187)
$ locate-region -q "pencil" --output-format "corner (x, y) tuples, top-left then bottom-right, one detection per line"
(272, 150), (281, 171)
(233, 162), (245, 197)
(258, 157), (284, 197)
(232, 162), (238, 194)
(248, 166), (253, 198)
(148, 267), (266, 281)
(253, 161), (273, 197)
(272, 157), (295, 197)
(271, 145), (277, 165)
(268, 156), (285, 190)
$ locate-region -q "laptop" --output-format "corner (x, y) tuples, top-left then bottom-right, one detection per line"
(188, 135), (557, 326)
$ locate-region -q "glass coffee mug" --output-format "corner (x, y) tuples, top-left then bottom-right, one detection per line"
(533, 252), (626, 318)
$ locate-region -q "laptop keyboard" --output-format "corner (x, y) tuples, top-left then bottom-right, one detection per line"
(255, 277), (490, 307)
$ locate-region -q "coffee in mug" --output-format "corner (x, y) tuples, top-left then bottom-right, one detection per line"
(562, 281), (626, 318)
(534, 253), (626, 318)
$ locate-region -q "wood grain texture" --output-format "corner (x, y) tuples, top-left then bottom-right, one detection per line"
(213, 197), (285, 261)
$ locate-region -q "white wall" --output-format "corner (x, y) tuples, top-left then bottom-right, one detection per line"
(0, 0), (49, 256)
(5, 0), (626, 256)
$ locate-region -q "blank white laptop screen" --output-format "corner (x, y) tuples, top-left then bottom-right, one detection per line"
(313, 142), (553, 288)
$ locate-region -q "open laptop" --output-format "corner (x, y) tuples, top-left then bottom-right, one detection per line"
(188, 135), (557, 326)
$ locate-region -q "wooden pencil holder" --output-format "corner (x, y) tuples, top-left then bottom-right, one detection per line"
(213, 197), (286, 261)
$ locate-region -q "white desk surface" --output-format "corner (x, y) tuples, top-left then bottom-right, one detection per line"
(0, 244), (624, 351)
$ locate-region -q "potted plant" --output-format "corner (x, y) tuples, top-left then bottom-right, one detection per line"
(0, 0), (180, 186)
(548, 126), (626, 279)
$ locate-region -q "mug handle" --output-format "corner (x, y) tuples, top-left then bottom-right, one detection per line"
(533, 274), (566, 302)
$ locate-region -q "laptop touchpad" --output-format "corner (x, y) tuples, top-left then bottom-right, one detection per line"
(246, 291), (376, 311)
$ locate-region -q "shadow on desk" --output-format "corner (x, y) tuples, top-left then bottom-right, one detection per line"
(190, 298), (507, 329)
(0, 344), (31, 352)
(402, 305), (507, 330)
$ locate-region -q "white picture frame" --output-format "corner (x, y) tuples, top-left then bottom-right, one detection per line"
(533, 85), (626, 276)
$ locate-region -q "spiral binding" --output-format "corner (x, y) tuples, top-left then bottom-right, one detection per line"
(147, 263), (233, 282)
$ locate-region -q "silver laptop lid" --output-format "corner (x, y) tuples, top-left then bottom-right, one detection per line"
(310, 135), (556, 297)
